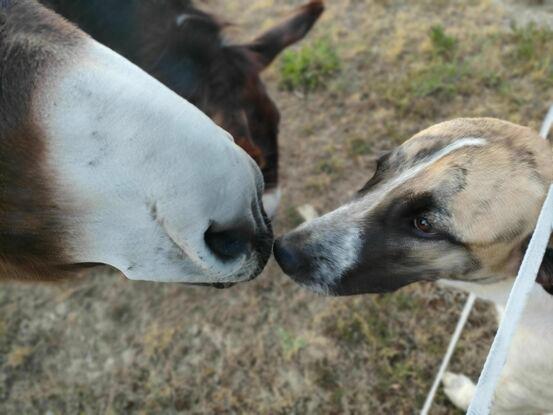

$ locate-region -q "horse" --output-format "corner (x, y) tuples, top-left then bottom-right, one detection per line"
(0, 0), (272, 286)
(41, 0), (326, 217)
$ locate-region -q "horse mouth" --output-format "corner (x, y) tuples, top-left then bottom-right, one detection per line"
(184, 282), (236, 289)
(209, 282), (236, 289)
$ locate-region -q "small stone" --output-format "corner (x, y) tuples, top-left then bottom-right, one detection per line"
(297, 204), (319, 222)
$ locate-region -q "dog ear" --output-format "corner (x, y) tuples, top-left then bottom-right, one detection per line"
(536, 247), (553, 295)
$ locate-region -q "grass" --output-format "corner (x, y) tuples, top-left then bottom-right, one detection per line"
(6, 346), (33, 368)
(315, 156), (343, 176)
(511, 23), (551, 62)
(429, 25), (459, 61)
(348, 137), (373, 157)
(279, 38), (341, 93)
(304, 174), (332, 194)
(410, 62), (470, 99)
(319, 288), (477, 412)
(284, 206), (306, 228)
(382, 26), (473, 115)
(382, 22), (553, 118)
(506, 23), (553, 84)
(277, 328), (307, 360)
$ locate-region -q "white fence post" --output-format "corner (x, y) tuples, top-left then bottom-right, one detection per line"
(539, 105), (553, 139)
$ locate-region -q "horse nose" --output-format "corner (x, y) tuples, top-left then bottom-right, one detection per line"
(204, 222), (255, 261)
(273, 237), (304, 276)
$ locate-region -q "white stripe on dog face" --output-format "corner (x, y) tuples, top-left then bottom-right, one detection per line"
(368, 137), (488, 210)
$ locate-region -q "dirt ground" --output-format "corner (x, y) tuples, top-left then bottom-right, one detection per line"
(1, 0), (553, 414)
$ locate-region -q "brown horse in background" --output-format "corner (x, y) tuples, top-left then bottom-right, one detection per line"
(42, 0), (325, 216)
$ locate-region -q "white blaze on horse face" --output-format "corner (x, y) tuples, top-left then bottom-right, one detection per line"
(35, 39), (267, 283)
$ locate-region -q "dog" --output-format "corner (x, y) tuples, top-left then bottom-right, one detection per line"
(274, 118), (553, 413)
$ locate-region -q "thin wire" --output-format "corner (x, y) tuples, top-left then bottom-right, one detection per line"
(420, 293), (476, 415)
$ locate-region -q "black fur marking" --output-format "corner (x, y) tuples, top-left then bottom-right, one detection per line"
(358, 152), (391, 195)
(537, 248), (553, 295)
(412, 142), (446, 164)
(520, 236), (553, 296)
(385, 192), (464, 246)
(513, 148), (537, 170)
(322, 192), (475, 295)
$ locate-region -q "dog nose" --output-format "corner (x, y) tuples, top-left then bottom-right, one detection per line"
(205, 223), (254, 261)
(273, 237), (304, 276)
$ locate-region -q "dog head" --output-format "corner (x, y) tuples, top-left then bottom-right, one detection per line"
(274, 118), (553, 295)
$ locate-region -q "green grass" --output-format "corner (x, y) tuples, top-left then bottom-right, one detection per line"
(284, 206), (305, 228)
(279, 38), (341, 93)
(511, 23), (551, 61)
(277, 328), (307, 360)
(429, 25), (458, 61)
(304, 174), (331, 194)
(315, 156), (343, 176)
(384, 61), (473, 116)
(403, 27), (469, 101)
(321, 292), (429, 404)
(506, 23), (553, 84)
(348, 137), (373, 157)
(410, 62), (470, 99)
(381, 23), (553, 117)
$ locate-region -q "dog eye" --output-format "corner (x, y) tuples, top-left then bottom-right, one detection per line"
(413, 217), (435, 234)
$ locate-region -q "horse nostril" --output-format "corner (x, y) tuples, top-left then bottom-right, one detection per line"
(204, 224), (254, 261)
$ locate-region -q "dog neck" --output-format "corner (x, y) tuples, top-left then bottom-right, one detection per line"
(439, 278), (515, 304)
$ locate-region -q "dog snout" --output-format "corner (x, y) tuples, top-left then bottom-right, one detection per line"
(273, 236), (311, 281)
